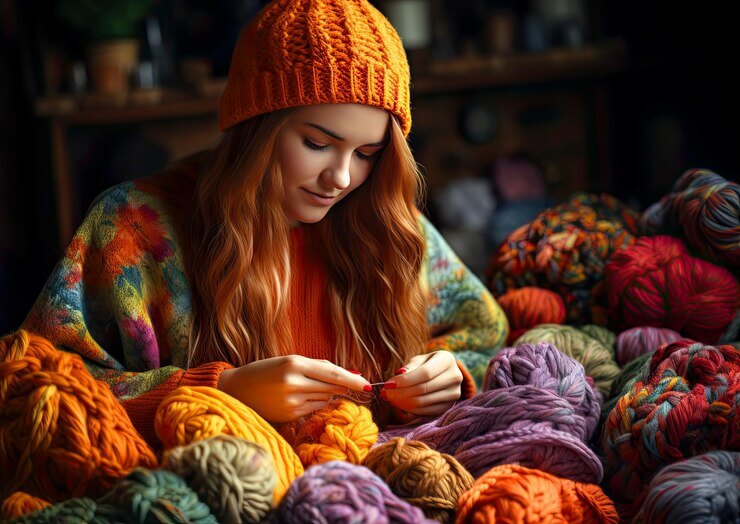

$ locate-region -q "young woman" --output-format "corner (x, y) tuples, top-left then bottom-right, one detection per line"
(22, 0), (508, 446)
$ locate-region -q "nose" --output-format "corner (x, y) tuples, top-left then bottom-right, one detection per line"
(322, 157), (351, 191)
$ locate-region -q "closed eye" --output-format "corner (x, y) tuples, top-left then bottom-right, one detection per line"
(303, 138), (328, 151)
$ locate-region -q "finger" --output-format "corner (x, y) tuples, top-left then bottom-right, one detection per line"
(293, 399), (331, 419)
(289, 375), (350, 396)
(301, 359), (371, 392)
(388, 352), (451, 388)
(407, 401), (457, 417)
(385, 380), (462, 410)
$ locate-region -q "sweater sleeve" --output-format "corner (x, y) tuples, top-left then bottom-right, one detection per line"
(21, 182), (232, 447)
(420, 214), (509, 391)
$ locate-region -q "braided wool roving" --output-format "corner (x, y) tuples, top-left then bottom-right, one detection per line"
(605, 235), (739, 343)
(601, 340), (739, 514)
(0, 492), (50, 520)
(162, 435), (277, 523)
(640, 168), (740, 267)
(514, 324), (620, 396)
(496, 287), (566, 343)
(274, 460), (435, 523)
(487, 192), (639, 325)
(363, 437), (474, 523)
(634, 451), (740, 524)
(615, 326), (683, 366)
(154, 385), (303, 504)
(456, 464), (618, 524)
(0, 330), (158, 502)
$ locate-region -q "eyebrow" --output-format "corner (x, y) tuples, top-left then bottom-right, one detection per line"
(303, 122), (386, 147)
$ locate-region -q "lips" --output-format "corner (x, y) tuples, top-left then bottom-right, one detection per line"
(302, 188), (339, 206)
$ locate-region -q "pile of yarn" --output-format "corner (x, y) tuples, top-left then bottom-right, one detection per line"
(513, 324), (620, 396)
(363, 437), (473, 522)
(488, 192), (639, 324)
(496, 287), (566, 343)
(615, 326), (683, 366)
(0, 330), (157, 502)
(640, 168), (740, 267)
(456, 464), (618, 524)
(605, 235), (739, 343)
(601, 340), (739, 514)
(154, 385), (303, 503)
(273, 461), (434, 523)
(1, 493), (50, 520)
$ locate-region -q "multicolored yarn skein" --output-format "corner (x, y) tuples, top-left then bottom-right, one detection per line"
(0, 330), (158, 502)
(455, 463), (619, 524)
(496, 287), (566, 343)
(487, 192), (639, 324)
(161, 435), (276, 523)
(605, 235), (739, 343)
(640, 168), (740, 267)
(601, 340), (739, 514)
(363, 437), (473, 523)
(273, 460), (435, 523)
(633, 451), (740, 524)
(154, 385), (303, 504)
(513, 324), (620, 396)
(615, 326), (683, 366)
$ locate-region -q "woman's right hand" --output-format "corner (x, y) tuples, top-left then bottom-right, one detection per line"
(217, 355), (372, 422)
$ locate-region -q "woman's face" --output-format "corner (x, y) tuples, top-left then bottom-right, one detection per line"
(277, 103), (389, 225)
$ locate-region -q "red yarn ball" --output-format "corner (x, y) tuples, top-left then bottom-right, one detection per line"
(497, 287), (566, 343)
(605, 236), (739, 343)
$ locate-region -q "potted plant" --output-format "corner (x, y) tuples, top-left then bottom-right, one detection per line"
(58, 0), (152, 96)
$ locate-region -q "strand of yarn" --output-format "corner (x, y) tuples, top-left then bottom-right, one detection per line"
(513, 324), (620, 396)
(154, 385), (303, 504)
(161, 435), (276, 523)
(640, 168), (740, 267)
(605, 235), (739, 343)
(1, 492), (50, 520)
(615, 326), (683, 366)
(601, 340), (739, 514)
(363, 437), (474, 523)
(496, 287), (566, 343)
(274, 460), (435, 523)
(455, 463), (618, 524)
(0, 330), (157, 502)
(634, 450), (740, 524)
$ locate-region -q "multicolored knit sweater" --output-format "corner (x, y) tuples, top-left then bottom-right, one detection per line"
(23, 159), (509, 445)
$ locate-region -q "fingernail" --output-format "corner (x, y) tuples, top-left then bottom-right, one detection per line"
(349, 369), (362, 374)
(363, 384), (373, 392)
(395, 367), (407, 375)
(380, 389), (387, 400)
(384, 381), (397, 389)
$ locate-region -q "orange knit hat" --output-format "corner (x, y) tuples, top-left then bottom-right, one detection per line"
(218, 0), (412, 136)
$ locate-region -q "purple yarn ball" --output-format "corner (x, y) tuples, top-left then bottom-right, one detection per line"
(483, 341), (601, 438)
(273, 461), (434, 524)
(615, 326), (683, 366)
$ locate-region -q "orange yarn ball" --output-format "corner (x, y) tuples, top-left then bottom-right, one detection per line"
(1, 491), (50, 520)
(456, 464), (618, 524)
(0, 330), (158, 502)
(497, 287), (567, 343)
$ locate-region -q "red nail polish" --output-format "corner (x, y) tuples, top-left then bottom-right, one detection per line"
(380, 389), (387, 400)
(384, 381), (397, 389)
(395, 367), (407, 375)
(349, 370), (362, 374)
(363, 384), (373, 392)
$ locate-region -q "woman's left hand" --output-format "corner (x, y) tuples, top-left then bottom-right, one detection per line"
(380, 350), (463, 417)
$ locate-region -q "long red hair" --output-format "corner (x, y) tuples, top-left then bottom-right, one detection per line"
(188, 109), (428, 381)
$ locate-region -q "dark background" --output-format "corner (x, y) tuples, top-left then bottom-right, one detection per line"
(1, 0), (738, 334)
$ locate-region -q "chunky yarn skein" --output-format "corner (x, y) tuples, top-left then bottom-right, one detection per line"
(162, 435), (276, 523)
(363, 437), (474, 523)
(155, 385), (303, 504)
(615, 326), (683, 366)
(1, 492), (50, 520)
(496, 287), (566, 343)
(274, 460), (435, 523)
(455, 463), (618, 524)
(0, 330), (157, 502)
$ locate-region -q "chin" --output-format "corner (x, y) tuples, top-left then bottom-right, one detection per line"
(289, 209), (329, 224)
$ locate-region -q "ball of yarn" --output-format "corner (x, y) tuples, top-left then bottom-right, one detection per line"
(640, 168), (740, 267)
(5, 497), (98, 523)
(456, 463), (619, 524)
(1, 492), (50, 520)
(483, 341), (600, 438)
(601, 340), (739, 512)
(496, 287), (566, 343)
(162, 435), (276, 523)
(580, 324), (616, 351)
(514, 324), (620, 395)
(290, 399), (378, 467)
(154, 385), (303, 504)
(605, 235), (739, 343)
(615, 326), (683, 366)
(0, 330), (158, 502)
(274, 461), (434, 523)
(635, 451), (740, 524)
(488, 192), (639, 324)
(363, 437), (473, 523)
